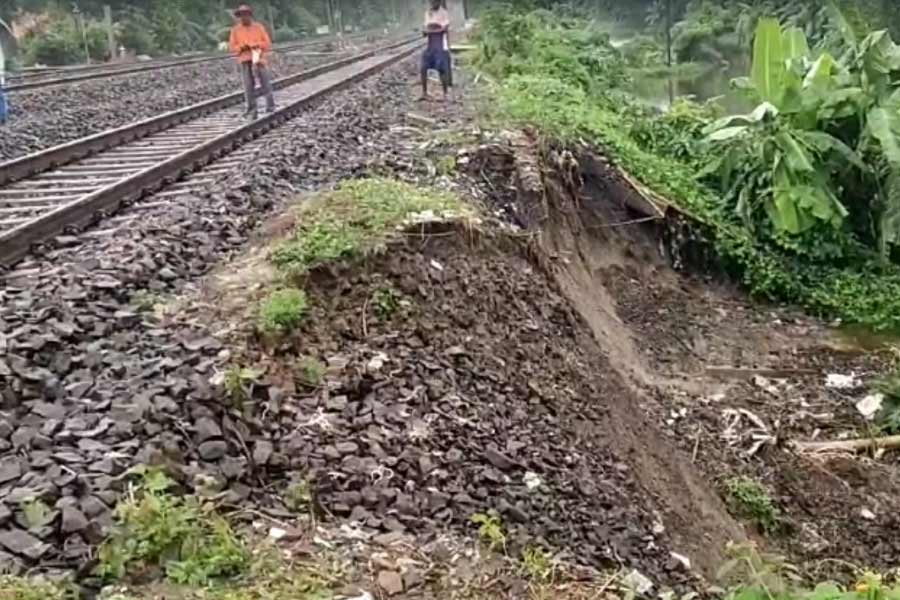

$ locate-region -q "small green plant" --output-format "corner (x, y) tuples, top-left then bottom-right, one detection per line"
(0, 576), (73, 600)
(297, 356), (326, 388)
(717, 543), (900, 600)
(258, 288), (308, 335)
(223, 365), (261, 407)
(285, 477), (313, 513)
(521, 546), (555, 583)
(372, 286), (401, 320)
(725, 476), (782, 535)
(471, 511), (506, 552)
(130, 290), (168, 313)
(97, 468), (249, 586)
(873, 369), (900, 434)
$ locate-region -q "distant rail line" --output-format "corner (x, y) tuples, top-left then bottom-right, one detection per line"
(6, 30), (389, 92)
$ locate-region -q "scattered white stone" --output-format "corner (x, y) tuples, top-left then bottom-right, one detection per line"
(860, 508), (876, 521)
(209, 371), (226, 386)
(652, 522), (666, 535)
(523, 471), (543, 491)
(269, 527), (287, 540)
(753, 376), (779, 396)
(430, 259), (444, 272)
(670, 552), (692, 570)
(856, 394), (884, 420)
(826, 373), (860, 389)
(622, 569), (653, 595)
(367, 353), (388, 373)
(344, 593), (374, 600)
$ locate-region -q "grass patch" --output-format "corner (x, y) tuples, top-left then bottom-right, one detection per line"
(471, 511), (507, 553)
(296, 356), (326, 388)
(372, 285), (402, 320)
(0, 576), (73, 600)
(521, 547), (555, 583)
(258, 288), (307, 335)
(98, 468), (249, 586)
(270, 178), (475, 275)
(223, 365), (261, 408)
(724, 476), (782, 535)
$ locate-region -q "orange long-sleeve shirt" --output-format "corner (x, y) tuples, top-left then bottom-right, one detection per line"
(229, 22), (272, 64)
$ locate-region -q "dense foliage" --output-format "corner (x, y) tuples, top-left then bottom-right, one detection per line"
(474, 3), (900, 331)
(3, 0), (409, 65)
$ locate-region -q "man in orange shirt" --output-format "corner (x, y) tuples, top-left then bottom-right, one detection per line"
(229, 4), (275, 119)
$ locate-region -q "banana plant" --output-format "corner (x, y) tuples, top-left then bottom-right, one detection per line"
(704, 18), (861, 235)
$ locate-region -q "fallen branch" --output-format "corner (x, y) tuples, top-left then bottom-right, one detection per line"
(793, 434), (900, 454)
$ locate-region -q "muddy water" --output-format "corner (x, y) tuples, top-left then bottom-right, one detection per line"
(629, 60), (752, 114)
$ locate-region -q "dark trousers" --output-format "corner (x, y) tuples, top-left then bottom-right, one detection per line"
(240, 62), (275, 114)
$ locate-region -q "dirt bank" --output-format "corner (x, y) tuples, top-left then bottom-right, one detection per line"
(496, 136), (900, 580)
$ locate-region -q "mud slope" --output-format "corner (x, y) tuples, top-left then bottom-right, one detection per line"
(206, 208), (746, 588)
(505, 139), (900, 577)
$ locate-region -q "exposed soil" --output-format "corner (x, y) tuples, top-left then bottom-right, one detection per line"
(501, 141), (900, 580)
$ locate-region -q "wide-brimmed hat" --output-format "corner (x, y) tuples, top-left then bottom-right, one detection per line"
(234, 4), (253, 16)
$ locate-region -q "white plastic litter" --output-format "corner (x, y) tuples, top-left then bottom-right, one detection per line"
(825, 373), (859, 389)
(856, 394), (884, 420)
(622, 569), (653, 595)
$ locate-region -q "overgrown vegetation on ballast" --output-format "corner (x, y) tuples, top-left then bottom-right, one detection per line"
(473, 4), (900, 331)
(271, 177), (476, 275)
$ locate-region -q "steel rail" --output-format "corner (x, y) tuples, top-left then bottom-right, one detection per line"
(0, 38), (421, 267)
(7, 30), (388, 92)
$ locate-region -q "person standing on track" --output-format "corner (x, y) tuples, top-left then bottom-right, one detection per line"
(421, 0), (451, 101)
(229, 4), (275, 119)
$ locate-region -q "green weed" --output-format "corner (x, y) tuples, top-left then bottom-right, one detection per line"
(471, 511), (506, 552)
(258, 288), (307, 335)
(0, 576), (74, 600)
(725, 476), (782, 535)
(521, 547), (555, 583)
(97, 468), (249, 586)
(285, 477), (313, 514)
(130, 290), (168, 313)
(717, 543), (900, 600)
(223, 365), (261, 407)
(872, 370), (900, 434)
(372, 285), (401, 320)
(270, 178), (474, 275)
(297, 356), (326, 388)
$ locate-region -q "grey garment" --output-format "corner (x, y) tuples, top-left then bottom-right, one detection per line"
(240, 61), (275, 114)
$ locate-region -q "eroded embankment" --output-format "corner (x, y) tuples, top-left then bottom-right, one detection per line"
(497, 136), (900, 580)
(184, 175), (756, 593)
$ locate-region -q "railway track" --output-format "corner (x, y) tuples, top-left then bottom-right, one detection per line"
(7, 30), (387, 92)
(0, 37), (420, 267)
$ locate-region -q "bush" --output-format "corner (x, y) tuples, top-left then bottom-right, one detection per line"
(22, 14), (109, 66)
(98, 469), (249, 585)
(258, 289), (308, 334)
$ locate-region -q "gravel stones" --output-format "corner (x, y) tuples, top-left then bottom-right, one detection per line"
(0, 529), (50, 560)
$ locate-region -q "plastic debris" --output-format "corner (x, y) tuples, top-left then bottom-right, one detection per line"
(622, 569), (653, 595)
(856, 394), (884, 420)
(826, 373), (860, 389)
